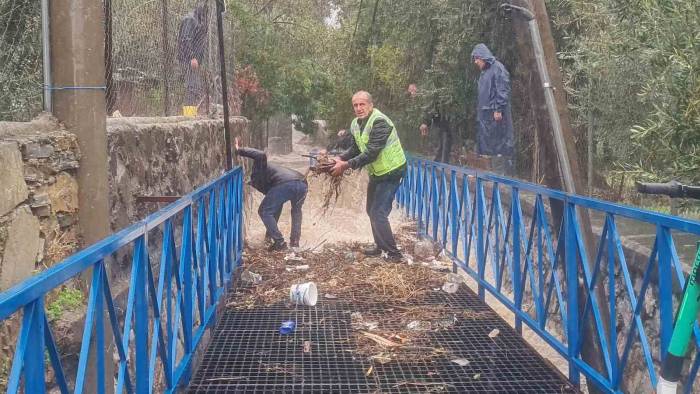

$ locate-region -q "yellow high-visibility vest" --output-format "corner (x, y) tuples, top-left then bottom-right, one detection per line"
(350, 109), (406, 176)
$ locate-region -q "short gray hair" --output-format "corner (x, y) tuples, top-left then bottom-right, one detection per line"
(352, 90), (373, 103)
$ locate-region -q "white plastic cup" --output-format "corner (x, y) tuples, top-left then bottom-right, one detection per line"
(290, 282), (318, 306)
(656, 377), (677, 394)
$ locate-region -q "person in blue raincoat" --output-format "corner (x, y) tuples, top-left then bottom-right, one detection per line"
(471, 43), (515, 168)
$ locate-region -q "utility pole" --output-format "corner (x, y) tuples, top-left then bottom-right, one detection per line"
(49, 1), (114, 392)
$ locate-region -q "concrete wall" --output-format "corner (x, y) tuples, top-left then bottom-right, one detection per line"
(0, 115), (249, 291)
(0, 115), (81, 291)
(106, 116), (248, 232)
(0, 115), (250, 389)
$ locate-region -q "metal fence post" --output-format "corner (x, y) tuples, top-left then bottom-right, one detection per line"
(216, 0), (233, 170)
(160, 0), (171, 116)
(104, 0), (114, 115)
(41, 0), (51, 112)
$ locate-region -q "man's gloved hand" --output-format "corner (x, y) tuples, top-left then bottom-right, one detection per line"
(330, 159), (350, 177)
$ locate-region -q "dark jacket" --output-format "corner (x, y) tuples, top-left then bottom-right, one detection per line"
(471, 43), (514, 156)
(340, 112), (406, 180)
(237, 148), (306, 194)
(177, 7), (206, 64)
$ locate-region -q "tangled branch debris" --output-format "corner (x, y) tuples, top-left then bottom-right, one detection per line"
(227, 223), (490, 364)
(306, 150), (349, 215)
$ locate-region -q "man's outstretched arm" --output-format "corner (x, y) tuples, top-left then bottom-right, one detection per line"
(235, 137), (267, 168)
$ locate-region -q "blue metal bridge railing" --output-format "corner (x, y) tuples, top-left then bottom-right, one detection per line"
(396, 157), (700, 393)
(0, 168), (244, 394)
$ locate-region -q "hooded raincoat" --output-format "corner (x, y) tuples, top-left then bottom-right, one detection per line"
(471, 44), (514, 157)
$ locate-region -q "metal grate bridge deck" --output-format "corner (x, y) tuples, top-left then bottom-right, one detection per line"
(188, 283), (576, 393)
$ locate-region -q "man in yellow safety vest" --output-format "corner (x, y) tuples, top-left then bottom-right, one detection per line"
(331, 91), (407, 262)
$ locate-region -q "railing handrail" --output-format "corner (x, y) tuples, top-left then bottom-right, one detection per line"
(0, 166), (245, 393)
(0, 167), (242, 321)
(407, 156), (700, 234)
(397, 157), (700, 393)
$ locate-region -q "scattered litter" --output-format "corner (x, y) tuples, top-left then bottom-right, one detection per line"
(359, 331), (402, 348)
(404, 254), (415, 265)
(285, 264), (310, 272)
(365, 366), (374, 377)
(407, 321), (422, 331)
(289, 282), (318, 306)
(284, 253), (305, 262)
(429, 259), (452, 272)
(442, 282), (459, 294)
(451, 358), (470, 367)
(446, 273), (461, 283)
(233, 228), (459, 364)
(344, 251), (358, 261)
(370, 353), (392, 364)
(241, 270), (262, 285)
(351, 312), (378, 330)
(488, 328), (500, 338)
(303, 341), (312, 353)
(436, 314), (458, 329)
(279, 320), (296, 335)
(442, 273), (462, 293)
(413, 239), (435, 260)
(473, 373), (481, 380)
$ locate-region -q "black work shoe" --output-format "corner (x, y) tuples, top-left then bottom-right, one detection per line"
(362, 246), (382, 256)
(268, 240), (287, 252)
(385, 253), (404, 263)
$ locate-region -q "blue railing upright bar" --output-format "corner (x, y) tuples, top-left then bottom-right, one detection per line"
(0, 167), (244, 394)
(396, 157), (700, 394)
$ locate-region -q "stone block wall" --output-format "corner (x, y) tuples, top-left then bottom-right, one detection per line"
(106, 116), (249, 232)
(0, 115), (81, 291)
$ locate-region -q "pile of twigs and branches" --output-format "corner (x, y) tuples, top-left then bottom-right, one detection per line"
(305, 150), (349, 215)
(228, 224), (485, 364)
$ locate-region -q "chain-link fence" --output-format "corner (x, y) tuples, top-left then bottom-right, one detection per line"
(0, 0), (45, 122)
(105, 0), (231, 117)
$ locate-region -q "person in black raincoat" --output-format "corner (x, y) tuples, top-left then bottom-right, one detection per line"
(420, 105), (453, 164)
(471, 43), (514, 169)
(177, 5), (207, 108)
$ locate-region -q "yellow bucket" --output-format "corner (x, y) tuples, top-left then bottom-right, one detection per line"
(182, 106), (198, 117)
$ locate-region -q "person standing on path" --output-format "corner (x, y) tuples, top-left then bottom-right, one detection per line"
(177, 5), (207, 116)
(235, 137), (308, 251)
(420, 105), (453, 164)
(471, 43), (515, 174)
(330, 91), (407, 262)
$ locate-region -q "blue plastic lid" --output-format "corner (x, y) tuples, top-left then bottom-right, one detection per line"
(279, 320), (296, 335)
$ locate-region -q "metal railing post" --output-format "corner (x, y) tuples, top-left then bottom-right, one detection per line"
(476, 177), (486, 300)
(565, 201), (580, 387)
(512, 187), (523, 333)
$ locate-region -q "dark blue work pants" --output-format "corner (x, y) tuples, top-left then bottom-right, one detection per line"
(366, 173), (403, 256)
(258, 180), (307, 246)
